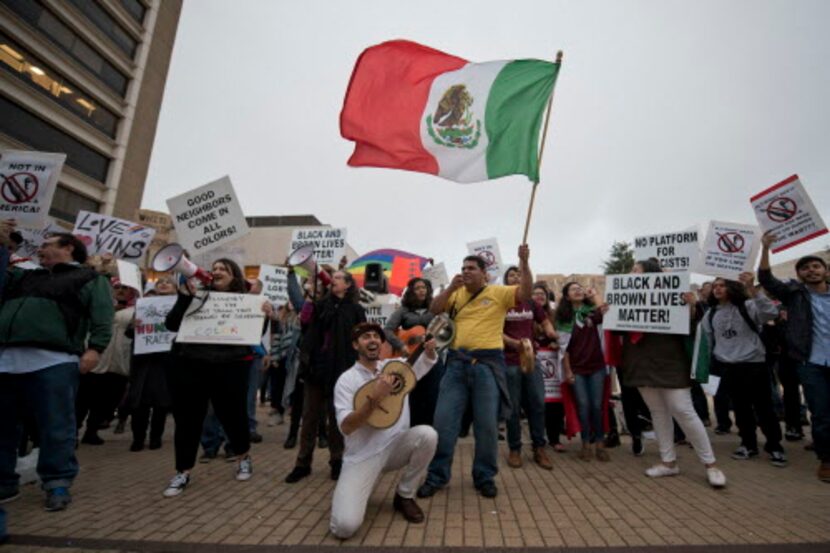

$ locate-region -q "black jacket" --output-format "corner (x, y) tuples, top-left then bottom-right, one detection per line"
(757, 268), (814, 363)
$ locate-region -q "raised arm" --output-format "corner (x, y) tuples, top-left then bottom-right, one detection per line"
(430, 274), (462, 315)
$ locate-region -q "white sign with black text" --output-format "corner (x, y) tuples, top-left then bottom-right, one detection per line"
(365, 302), (397, 328)
(604, 272), (691, 335)
(466, 238), (503, 283)
(289, 227), (347, 267)
(258, 264), (289, 308)
(633, 229), (699, 272)
(176, 292), (265, 345)
(0, 150), (65, 227)
(750, 175), (828, 253)
(73, 211), (156, 261)
(134, 296), (177, 354)
(422, 262), (449, 289)
(699, 221), (761, 280)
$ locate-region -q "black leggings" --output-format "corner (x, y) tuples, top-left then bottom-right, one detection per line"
(167, 358), (251, 471)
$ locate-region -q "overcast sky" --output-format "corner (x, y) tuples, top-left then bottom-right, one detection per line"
(143, 0), (830, 276)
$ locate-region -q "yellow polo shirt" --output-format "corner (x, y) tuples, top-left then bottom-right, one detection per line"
(447, 285), (518, 350)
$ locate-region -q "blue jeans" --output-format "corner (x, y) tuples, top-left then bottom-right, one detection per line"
(247, 358), (262, 433)
(506, 362), (546, 450)
(426, 350), (503, 489)
(798, 362), (830, 462)
(0, 363), (80, 493)
(200, 402), (229, 455)
(573, 369), (605, 443)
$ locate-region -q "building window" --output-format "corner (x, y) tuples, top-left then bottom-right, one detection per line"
(49, 184), (101, 224)
(1, 0), (129, 96)
(0, 95), (111, 183)
(67, 0), (138, 59)
(0, 33), (119, 137)
(118, 0), (145, 25)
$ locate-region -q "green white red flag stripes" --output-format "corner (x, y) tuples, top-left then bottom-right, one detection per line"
(340, 40), (560, 183)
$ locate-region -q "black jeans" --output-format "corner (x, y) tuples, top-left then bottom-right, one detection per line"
(131, 406), (168, 445)
(269, 360), (288, 414)
(167, 358), (251, 472)
(720, 360), (783, 453)
(778, 355), (804, 430)
(544, 402), (564, 445)
(76, 373), (128, 436)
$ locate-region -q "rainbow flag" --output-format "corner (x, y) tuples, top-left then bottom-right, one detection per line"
(347, 249), (430, 295)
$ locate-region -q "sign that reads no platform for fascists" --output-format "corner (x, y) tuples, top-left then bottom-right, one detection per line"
(633, 230), (699, 272)
(289, 227), (347, 267)
(604, 272), (691, 335)
(0, 150), (65, 227)
(166, 176), (250, 255)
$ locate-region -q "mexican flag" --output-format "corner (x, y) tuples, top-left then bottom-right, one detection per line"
(341, 40), (560, 184)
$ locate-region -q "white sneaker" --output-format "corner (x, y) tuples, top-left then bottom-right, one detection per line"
(706, 467), (727, 488)
(163, 472), (189, 497)
(267, 412), (278, 427)
(645, 464), (680, 478)
(236, 456), (253, 481)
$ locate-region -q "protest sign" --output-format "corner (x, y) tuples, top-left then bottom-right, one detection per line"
(422, 262), (449, 289)
(116, 260), (143, 296)
(134, 296), (177, 354)
(166, 176), (250, 255)
(750, 175), (828, 253)
(467, 238), (503, 283)
(136, 209), (175, 264)
(365, 302), (397, 327)
(633, 229), (699, 272)
(289, 227), (347, 267)
(604, 272), (691, 335)
(176, 292), (265, 345)
(258, 264), (289, 307)
(73, 211), (155, 261)
(699, 221), (761, 280)
(15, 219), (64, 260)
(0, 150), (65, 227)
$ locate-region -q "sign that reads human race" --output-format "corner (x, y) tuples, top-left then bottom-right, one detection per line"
(0, 150), (65, 227)
(258, 264), (289, 307)
(289, 227), (347, 267)
(750, 175), (828, 253)
(699, 221), (761, 280)
(633, 230), (699, 272)
(134, 296), (177, 354)
(73, 211), (156, 261)
(166, 176), (250, 255)
(176, 293), (265, 345)
(604, 272), (691, 335)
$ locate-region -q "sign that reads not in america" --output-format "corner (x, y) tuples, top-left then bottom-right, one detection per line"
(750, 175), (828, 253)
(289, 227), (347, 267)
(166, 176), (250, 255)
(604, 272), (691, 335)
(0, 150), (65, 227)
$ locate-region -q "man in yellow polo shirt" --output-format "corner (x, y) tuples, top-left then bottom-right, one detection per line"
(417, 245), (532, 499)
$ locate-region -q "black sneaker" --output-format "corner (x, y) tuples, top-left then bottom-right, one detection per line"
(784, 427), (804, 442)
(478, 482), (498, 498)
(199, 450), (217, 463)
(632, 437), (644, 457)
(731, 446), (759, 460)
(44, 487), (72, 511)
(284, 466), (311, 484)
(80, 432), (104, 446)
(129, 441), (144, 452)
(250, 432), (263, 444)
(224, 450), (238, 463)
(769, 450), (788, 468)
(283, 435), (297, 449)
(416, 482), (441, 498)
(0, 489), (20, 504)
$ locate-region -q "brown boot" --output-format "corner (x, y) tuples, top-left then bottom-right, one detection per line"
(533, 447), (553, 471)
(578, 444), (592, 462)
(507, 449), (523, 468)
(819, 462), (830, 483)
(393, 493), (425, 523)
(595, 444), (610, 462)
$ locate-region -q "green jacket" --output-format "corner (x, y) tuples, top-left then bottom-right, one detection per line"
(0, 263), (114, 355)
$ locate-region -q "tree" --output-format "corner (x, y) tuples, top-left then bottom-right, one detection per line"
(602, 241), (635, 275)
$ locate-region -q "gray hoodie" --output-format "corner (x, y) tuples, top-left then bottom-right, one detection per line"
(703, 295), (779, 364)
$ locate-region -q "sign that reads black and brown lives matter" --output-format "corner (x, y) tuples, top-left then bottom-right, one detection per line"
(166, 176), (250, 255)
(604, 272), (691, 335)
(289, 227), (347, 266)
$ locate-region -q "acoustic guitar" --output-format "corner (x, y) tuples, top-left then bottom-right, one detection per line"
(353, 315), (453, 429)
(379, 325), (427, 359)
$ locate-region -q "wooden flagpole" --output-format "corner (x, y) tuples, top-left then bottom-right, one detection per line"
(521, 50), (563, 245)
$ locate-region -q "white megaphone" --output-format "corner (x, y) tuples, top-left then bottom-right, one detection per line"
(287, 245), (332, 286)
(151, 243), (213, 285)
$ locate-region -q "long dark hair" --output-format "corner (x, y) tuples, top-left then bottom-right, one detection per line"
(532, 281), (553, 318)
(554, 281), (594, 324)
(503, 265), (519, 285)
(211, 258), (247, 293)
(708, 278), (749, 308)
(402, 277), (433, 310)
(329, 270), (359, 304)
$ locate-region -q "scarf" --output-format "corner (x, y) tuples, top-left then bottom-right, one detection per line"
(555, 304), (595, 334)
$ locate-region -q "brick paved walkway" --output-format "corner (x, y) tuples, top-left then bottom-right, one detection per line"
(4, 406), (830, 552)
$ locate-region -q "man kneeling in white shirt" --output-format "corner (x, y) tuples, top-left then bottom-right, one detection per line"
(330, 322), (439, 539)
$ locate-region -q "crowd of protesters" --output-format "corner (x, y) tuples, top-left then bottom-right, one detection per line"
(0, 218), (827, 543)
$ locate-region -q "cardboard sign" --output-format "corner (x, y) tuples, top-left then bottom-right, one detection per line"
(365, 302), (397, 328)
(422, 262), (449, 289)
(467, 238), (503, 283)
(15, 219), (64, 260)
(699, 221), (761, 280)
(750, 175), (828, 253)
(136, 209), (176, 264)
(176, 292), (265, 345)
(0, 150), (65, 227)
(258, 264), (289, 307)
(134, 296), (177, 354)
(634, 230), (699, 272)
(73, 211), (156, 261)
(289, 227), (347, 267)
(604, 272), (691, 335)
(166, 176), (250, 255)
(116, 260), (143, 296)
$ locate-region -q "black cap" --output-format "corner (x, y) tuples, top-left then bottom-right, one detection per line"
(351, 322), (386, 342)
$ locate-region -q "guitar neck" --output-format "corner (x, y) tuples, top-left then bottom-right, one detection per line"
(405, 332), (433, 365)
